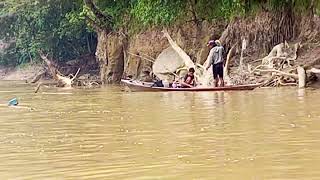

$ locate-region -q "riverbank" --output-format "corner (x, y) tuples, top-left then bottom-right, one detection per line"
(0, 64), (44, 81)
(1, 42), (320, 88)
(1, 12), (319, 87)
(91, 11), (320, 86)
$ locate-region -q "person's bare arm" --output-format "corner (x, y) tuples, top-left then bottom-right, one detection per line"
(181, 81), (194, 88)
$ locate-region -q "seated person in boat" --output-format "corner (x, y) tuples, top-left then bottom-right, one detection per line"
(152, 80), (164, 87)
(181, 68), (196, 88)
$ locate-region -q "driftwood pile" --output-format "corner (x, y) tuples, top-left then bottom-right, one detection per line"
(220, 40), (320, 88)
(151, 31), (319, 88)
(31, 53), (100, 93)
(249, 42), (301, 87)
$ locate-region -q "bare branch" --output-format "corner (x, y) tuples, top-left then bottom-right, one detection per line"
(224, 44), (236, 76)
(254, 68), (299, 79)
(308, 68), (320, 74)
(71, 68), (81, 81)
(84, 16), (102, 31)
(83, 0), (113, 29)
(127, 52), (155, 64)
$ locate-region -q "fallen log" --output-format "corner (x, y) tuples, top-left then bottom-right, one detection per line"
(34, 81), (58, 93)
(30, 69), (46, 83)
(308, 68), (320, 74)
(40, 53), (80, 88)
(254, 68), (299, 79)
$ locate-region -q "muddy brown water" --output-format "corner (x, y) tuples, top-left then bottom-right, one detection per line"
(0, 81), (320, 179)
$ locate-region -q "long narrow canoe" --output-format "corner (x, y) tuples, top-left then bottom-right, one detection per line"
(121, 79), (260, 92)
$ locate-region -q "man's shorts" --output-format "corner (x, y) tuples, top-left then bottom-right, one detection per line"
(212, 62), (224, 79)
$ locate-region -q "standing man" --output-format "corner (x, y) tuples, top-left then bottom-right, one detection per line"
(206, 40), (225, 87)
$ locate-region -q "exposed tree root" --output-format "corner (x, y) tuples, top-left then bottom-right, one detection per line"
(40, 53), (81, 88)
(224, 44), (236, 76)
(253, 68), (298, 79)
(231, 41), (315, 87)
(308, 68), (320, 74)
(31, 53), (96, 93)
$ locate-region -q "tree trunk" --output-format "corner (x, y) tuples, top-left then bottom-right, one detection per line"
(84, 0), (120, 84)
(95, 30), (109, 84)
(29, 69), (45, 83)
(297, 66), (306, 88)
(95, 30), (125, 84)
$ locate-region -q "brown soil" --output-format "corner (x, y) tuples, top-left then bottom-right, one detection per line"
(123, 21), (225, 80)
(0, 64), (44, 81)
(121, 12), (320, 84)
(3, 11), (319, 86)
(0, 54), (99, 82)
(298, 44), (320, 68)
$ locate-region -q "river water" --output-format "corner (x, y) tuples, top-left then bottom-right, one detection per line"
(0, 81), (320, 179)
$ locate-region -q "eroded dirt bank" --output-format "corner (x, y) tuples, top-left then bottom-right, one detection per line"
(2, 11), (320, 88)
(98, 11), (320, 86)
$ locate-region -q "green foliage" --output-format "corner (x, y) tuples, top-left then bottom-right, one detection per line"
(0, 42), (17, 66)
(210, 0), (245, 19)
(84, 0), (186, 29)
(1, 0), (319, 67)
(0, 0), (96, 66)
(130, 0), (186, 26)
(96, 0), (133, 29)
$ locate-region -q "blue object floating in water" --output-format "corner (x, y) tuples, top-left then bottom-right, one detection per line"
(8, 98), (18, 106)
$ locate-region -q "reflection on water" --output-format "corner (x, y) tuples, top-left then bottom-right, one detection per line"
(0, 81), (320, 179)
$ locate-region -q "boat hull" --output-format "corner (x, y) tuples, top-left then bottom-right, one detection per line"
(121, 79), (260, 92)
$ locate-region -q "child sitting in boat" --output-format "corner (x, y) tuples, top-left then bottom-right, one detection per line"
(151, 68), (195, 88)
(181, 68), (196, 88)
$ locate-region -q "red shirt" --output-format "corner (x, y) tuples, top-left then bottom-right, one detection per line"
(184, 73), (194, 85)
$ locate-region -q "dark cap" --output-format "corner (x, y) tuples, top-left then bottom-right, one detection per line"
(207, 40), (216, 46)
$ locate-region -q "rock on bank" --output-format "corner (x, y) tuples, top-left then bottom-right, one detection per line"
(85, 11), (320, 84)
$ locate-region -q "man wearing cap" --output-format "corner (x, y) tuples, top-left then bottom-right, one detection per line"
(206, 40), (225, 87)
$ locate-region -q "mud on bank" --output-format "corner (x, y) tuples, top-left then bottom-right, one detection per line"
(95, 11), (320, 86)
(0, 64), (44, 81)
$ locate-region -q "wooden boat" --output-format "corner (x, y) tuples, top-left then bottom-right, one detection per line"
(121, 79), (260, 92)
